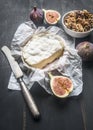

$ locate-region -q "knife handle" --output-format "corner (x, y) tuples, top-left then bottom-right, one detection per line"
(18, 78), (40, 119)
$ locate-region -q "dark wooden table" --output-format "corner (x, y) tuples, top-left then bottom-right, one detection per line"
(0, 0), (93, 130)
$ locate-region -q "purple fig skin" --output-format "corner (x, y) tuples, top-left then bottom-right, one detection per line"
(30, 7), (44, 24)
(76, 41), (93, 61)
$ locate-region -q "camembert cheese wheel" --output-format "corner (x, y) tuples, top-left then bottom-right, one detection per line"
(22, 34), (64, 69)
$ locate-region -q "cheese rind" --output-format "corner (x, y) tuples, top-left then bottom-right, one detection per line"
(22, 34), (64, 69)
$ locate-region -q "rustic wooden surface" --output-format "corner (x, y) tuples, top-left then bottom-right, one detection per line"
(0, 0), (93, 130)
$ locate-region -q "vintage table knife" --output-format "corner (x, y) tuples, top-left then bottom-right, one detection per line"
(1, 46), (40, 119)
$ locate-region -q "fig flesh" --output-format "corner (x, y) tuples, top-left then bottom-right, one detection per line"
(76, 41), (93, 61)
(48, 73), (73, 98)
(43, 9), (61, 24)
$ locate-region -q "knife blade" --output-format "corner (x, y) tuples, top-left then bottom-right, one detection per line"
(1, 46), (40, 119)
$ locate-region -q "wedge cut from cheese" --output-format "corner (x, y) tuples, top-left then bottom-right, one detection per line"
(22, 34), (65, 69)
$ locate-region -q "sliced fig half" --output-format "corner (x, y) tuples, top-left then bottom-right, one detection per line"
(43, 9), (61, 24)
(48, 73), (73, 98)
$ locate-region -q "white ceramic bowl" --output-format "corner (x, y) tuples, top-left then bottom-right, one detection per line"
(62, 10), (93, 38)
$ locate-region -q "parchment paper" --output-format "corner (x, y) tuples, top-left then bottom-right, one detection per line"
(8, 21), (83, 96)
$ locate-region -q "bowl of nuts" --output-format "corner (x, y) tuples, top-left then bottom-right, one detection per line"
(62, 10), (93, 38)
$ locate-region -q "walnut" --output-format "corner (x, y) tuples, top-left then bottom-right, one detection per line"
(64, 10), (93, 32)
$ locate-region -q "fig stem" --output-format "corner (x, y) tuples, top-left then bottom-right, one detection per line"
(42, 9), (46, 12)
(33, 6), (37, 11)
(48, 72), (53, 79)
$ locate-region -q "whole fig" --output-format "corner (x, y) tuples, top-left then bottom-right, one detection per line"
(30, 6), (43, 25)
(76, 41), (93, 61)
